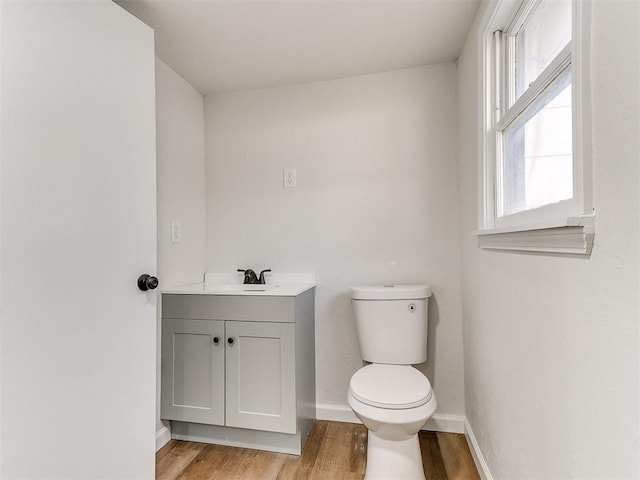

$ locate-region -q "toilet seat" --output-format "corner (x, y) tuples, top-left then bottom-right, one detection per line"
(349, 364), (433, 410)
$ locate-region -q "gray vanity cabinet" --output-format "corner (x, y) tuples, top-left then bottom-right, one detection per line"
(160, 290), (315, 454)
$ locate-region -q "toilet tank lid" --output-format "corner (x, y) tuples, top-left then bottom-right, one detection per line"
(350, 285), (431, 300)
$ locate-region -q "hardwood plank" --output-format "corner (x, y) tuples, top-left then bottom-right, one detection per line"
(274, 460), (302, 480)
(235, 450), (287, 480)
(156, 440), (206, 480)
(215, 447), (261, 480)
(437, 432), (481, 480)
(178, 444), (285, 480)
(349, 423), (367, 476)
(419, 431), (448, 480)
(309, 421), (362, 478)
(174, 444), (229, 480)
(276, 420), (327, 479)
(156, 440), (178, 464)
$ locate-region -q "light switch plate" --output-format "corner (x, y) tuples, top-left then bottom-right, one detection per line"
(171, 221), (181, 243)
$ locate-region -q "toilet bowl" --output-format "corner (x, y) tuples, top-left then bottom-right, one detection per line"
(348, 285), (436, 480)
(347, 364), (437, 480)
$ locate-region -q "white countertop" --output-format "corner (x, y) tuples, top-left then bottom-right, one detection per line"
(162, 272), (316, 297)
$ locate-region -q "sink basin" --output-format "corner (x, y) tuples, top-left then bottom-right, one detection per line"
(205, 284), (280, 293)
(162, 277), (315, 297)
(238, 284), (280, 291)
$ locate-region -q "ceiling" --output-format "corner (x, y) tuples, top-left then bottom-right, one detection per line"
(115, 0), (481, 95)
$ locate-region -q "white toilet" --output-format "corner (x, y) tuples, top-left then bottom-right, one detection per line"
(347, 285), (437, 480)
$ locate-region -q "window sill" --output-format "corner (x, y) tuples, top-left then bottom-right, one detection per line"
(473, 215), (595, 255)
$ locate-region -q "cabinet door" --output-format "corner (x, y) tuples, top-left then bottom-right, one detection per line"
(225, 321), (296, 434)
(161, 319), (224, 425)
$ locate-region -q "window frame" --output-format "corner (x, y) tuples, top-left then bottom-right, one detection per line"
(475, 0), (594, 255)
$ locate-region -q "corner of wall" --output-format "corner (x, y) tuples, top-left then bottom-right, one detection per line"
(154, 57), (207, 443)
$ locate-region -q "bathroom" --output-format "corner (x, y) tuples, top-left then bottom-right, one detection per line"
(1, 0), (638, 479)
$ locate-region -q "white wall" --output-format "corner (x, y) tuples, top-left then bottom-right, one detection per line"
(155, 58), (206, 440)
(458, 1), (639, 478)
(204, 65), (465, 424)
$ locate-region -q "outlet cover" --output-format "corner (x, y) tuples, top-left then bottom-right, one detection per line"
(283, 168), (296, 188)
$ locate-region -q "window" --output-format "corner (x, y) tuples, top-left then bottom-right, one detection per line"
(476, 0), (594, 255)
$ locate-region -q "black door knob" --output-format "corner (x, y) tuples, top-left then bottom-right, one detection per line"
(213, 336), (220, 345)
(227, 337), (234, 345)
(138, 274), (158, 291)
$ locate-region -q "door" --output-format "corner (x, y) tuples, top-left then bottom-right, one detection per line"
(161, 319), (225, 425)
(1, 1), (157, 478)
(225, 321), (296, 434)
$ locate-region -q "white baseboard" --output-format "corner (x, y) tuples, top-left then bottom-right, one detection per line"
(316, 403), (465, 434)
(156, 425), (171, 452)
(425, 413), (466, 434)
(464, 419), (494, 480)
(316, 403), (361, 424)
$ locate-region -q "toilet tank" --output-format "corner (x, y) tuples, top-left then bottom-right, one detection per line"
(350, 285), (431, 365)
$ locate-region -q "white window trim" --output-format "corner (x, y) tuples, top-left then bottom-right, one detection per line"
(474, 214), (595, 255)
(475, 0), (594, 255)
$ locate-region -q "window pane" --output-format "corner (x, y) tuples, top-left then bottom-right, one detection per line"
(501, 71), (572, 217)
(515, 0), (571, 99)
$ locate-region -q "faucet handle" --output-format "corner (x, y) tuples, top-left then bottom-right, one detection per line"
(258, 269), (272, 284)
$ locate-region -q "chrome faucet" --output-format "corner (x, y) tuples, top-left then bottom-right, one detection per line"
(237, 268), (271, 284)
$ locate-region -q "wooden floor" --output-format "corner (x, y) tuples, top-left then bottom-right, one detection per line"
(156, 421), (481, 480)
